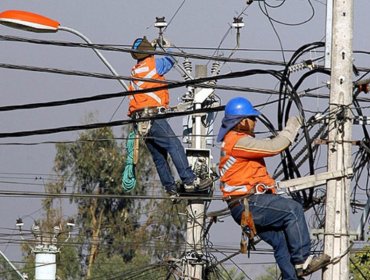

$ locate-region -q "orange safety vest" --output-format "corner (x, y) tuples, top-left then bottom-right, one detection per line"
(128, 56), (169, 115)
(219, 131), (276, 198)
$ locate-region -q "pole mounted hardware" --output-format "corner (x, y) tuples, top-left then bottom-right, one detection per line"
(276, 168), (353, 193)
(232, 17), (244, 47)
(154, 16), (167, 45)
(15, 219), (75, 280)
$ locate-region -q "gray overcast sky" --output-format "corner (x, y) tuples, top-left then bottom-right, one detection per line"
(0, 1), (369, 279)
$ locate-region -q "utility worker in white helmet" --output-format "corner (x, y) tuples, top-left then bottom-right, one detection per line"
(128, 36), (212, 200)
(217, 97), (330, 279)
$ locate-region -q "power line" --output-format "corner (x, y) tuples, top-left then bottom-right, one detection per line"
(0, 189), (223, 201)
(0, 34), (300, 65)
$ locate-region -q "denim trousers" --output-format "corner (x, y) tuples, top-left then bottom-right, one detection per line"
(230, 194), (311, 280)
(145, 119), (196, 192)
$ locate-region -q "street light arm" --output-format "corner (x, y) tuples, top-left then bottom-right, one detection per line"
(0, 250), (27, 280)
(59, 26), (129, 91)
(0, 10), (129, 119)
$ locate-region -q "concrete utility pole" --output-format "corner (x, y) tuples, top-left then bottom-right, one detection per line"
(323, 0), (353, 279)
(324, 0), (333, 69)
(184, 65), (213, 280)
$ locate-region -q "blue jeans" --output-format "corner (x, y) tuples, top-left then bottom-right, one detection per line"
(145, 119), (196, 192)
(229, 194), (311, 280)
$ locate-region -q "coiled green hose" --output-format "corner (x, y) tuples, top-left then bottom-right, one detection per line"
(121, 131), (136, 192)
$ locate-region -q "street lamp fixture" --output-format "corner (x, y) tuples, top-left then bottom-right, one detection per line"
(0, 9), (129, 94)
(0, 9), (129, 120)
(0, 10), (59, 33)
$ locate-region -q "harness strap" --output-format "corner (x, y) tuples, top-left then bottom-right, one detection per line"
(132, 106), (166, 119)
(135, 121), (151, 136)
(133, 135), (140, 165)
(222, 182), (276, 197)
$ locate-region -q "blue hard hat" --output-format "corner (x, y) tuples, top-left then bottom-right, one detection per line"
(131, 36), (155, 60)
(217, 97), (260, 142)
(132, 38), (143, 50)
(225, 97), (260, 117)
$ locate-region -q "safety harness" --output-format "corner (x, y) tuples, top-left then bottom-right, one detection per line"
(226, 183), (276, 255)
(122, 106), (168, 192)
(131, 106), (167, 136)
(226, 195), (256, 256)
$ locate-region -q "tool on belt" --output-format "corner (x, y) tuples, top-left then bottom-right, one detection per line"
(132, 106), (167, 136)
(225, 183), (278, 256)
(227, 195), (257, 256)
(240, 197), (257, 256)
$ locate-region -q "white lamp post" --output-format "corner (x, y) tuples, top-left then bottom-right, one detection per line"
(0, 10), (129, 91)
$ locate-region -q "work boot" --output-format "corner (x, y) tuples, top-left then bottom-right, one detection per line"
(295, 254), (331, 277)
(166, 189), (180, 204)
(184, 178), (213, 192)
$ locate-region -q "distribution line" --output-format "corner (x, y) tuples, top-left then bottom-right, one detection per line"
(0, 34), (287, 66)
(0, 190), (224, 200)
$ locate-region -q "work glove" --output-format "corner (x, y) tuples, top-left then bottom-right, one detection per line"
(151, 37), (171, 48)
(151, 38), (158, 48)
(279, 116), (303, 143)
(287, 115), (303, 127)
(157, 37), (171, 48)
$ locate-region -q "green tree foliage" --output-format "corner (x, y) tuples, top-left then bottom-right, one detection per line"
(208, 266), (246, 280)
(255, 265), (280, 280)
(0, 255), (23, 280)
(350, 245), (370, 279)
(22, 124), (187, 279)
(90, 251), (168, 279)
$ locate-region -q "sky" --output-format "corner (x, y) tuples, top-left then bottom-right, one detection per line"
(0, 1), (369, 279)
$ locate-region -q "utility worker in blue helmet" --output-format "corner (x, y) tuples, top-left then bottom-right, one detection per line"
(218, 97), (330, 279)
(128, 36), (212, 200)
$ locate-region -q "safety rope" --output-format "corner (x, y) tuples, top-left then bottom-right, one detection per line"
(121, 131), (137, 192)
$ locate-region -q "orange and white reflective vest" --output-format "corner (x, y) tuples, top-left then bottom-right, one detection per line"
(219, 131), (287, 198)
(128, 56), (169, 115)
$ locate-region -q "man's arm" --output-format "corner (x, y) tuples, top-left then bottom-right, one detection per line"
(155, 55), (175, 76)
(233, 116), (302, 159)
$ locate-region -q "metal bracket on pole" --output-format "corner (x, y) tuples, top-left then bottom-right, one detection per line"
(193, 88), (214, 104)
(311, 229), (358, 241)
(276, 168), (353, 193)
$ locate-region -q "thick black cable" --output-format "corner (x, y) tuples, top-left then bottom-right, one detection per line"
(0, 35), (286, 66)
(0, 83), (281, 113)
(258, 0), (315, 26)
(0, 95), (287, 139)
(278, 42), (324, 125)
(352, 90), (370, 140)
(0, 105), (225, 138)
(288, 68), (331, 206)
(276, 42), (325, 206)
(0, 62), (283, 104)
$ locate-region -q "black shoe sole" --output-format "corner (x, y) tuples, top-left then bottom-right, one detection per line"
(301, 256), (331, 276)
